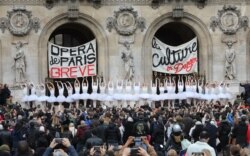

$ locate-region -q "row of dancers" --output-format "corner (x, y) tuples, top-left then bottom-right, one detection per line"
(20, 76), (233, 106)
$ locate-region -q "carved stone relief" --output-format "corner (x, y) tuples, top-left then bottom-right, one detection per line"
(172, 5), (184, 19)
(210, 5), (249, 34)
(0, 6), (41, 36)
(67, 1), (79, 20)
(106, 6), (146, 36)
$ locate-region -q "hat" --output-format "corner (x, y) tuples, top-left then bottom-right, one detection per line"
(0, 144), (10, 152)
(127, 117), (133, 122)
(195, 121), (202, 125)
(39, 126), (45, 132)
(0, 124), (3, 130)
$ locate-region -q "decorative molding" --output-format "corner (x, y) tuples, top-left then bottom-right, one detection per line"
(44, 0), (55, 9)
(172, 5), (184, 19)
(210, 5), (249, 34)
(67, 1), (79, 20)
(1, 0), (250, 6)
(196, 0), (208, 9)
(151, 0), (163, 9)
(0, 6), (40, 36)
(106, 6), (146, 36)
(91, 0), (102, 9)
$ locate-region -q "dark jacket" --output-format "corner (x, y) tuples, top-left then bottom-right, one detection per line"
(232, 120), (248, 147)
(204, 122), (218, 149)
(105, 123), (121, 144)
(218, 120), (231, 148)
(42, 145), (78, 156)
(0, 130), (11, 147)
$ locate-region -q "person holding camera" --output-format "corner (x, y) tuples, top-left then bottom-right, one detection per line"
(117, 136), (157, 156)
(42, 138), (77, 156)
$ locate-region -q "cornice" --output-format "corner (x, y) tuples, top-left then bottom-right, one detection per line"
(0, 0), (249, 6)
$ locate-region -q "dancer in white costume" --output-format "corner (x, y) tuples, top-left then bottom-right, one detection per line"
(37, 83), (48, 111)
(167, 77), (176, 108)
(133, 81), (141, 107)
(197, 77), (204, 101)
(114, 80), (124, 107)
(225, 83), (233, 100)
(105, 81), (114, 107)
(150, 80), (158, 108)
(81, 78), (89, 108)
(124, 81), (134, 108)
(185, 76), (193, 104)
(27, 82), (38, 108)
(56, 81), (66, 111)
(139, 82), (149, 106)
(46, 82), (57, 111)
(177, 75), (186, 100)
(72, 78), (81, 109)
(21, 83), (29, 108)
(65, 81), (74, 108)
(159, 82), (165, 107)
(98, 80), (107, 108)
(203, 83), (211, 103)
(90, 78), (98, 108)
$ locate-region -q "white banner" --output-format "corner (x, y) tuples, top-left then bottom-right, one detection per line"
(152, 37), (198, 74)
(48, 39), (97, 78)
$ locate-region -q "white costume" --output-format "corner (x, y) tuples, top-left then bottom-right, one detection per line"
(21, 84), (29, 102)
(47, 87), (56, 103)
(80, 80), (89, 100)
(57, 83), (66, 103)
(27, 85), (38, 102)
(37, 84), (48, 102)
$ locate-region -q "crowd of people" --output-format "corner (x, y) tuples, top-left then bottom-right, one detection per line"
(0, 77), (250, 156)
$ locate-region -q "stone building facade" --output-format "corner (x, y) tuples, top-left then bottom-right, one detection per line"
(0, 0), (250, 98)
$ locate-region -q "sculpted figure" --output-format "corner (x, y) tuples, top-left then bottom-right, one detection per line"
(13, 42), (26, 83)
(225, 42), (236, 80)
(121, 42), (135, 81)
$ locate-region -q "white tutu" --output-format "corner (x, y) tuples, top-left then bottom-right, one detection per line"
(21, 95), (29, 102)
(57, 95), (66, 103)
(150, 94), (161, 101)
(27, 94), (38, 102)
(47, 95), (57, 103)
(139, 93), (150, 100)
(113, 93), (124, 101)
(89, 93), (98, 100)
(97, 94), (107, 101)
(72, 93), (81, 100)
(65, 95), (74, 103)
(176, 92), (186, 100)
(80, 93), (90, 100)
(37, 95), (49, 102)
(103, 95), (114, 102)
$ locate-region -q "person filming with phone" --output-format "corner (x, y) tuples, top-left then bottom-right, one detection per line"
(42, 138), (77, 156)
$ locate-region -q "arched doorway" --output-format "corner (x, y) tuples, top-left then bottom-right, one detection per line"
(142, 12), (213, 84)
(38, 13), (108, 107)
(48, 22), (96, 84)
(152, 22), (198, 82)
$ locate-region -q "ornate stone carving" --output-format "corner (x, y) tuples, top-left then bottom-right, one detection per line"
(68, 1), (79, 20)
(196, 0), (208, 9)
(0, 17), (8, 33)
(0, 6), (41, 36)
(210, 5), (249, 34)
(151, 0), (163, 9)
(44, 0), (55, 9)
(106, 6), (146, 36)
(172, 5), (184, 19)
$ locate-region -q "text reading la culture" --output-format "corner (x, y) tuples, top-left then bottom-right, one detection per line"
(50, 43), (96, 66)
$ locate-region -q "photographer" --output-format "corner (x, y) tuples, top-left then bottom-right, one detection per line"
(42, 138), (77, 156)
(117, 136), (157, 156)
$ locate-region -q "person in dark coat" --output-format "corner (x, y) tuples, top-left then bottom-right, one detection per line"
(105, 118), (121, 146)
(15, 140), (33, 156)
(232, 115), (248, 148)
(0, 122), (11, 148)
(218, 114), (231, 155)
(123, 116), (134, 143)
(203, 116), (218, 150)
(2, 84), (11, 105)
